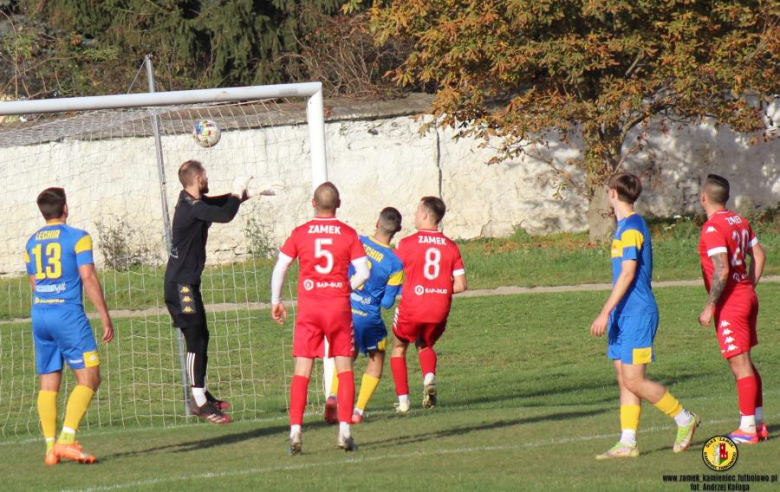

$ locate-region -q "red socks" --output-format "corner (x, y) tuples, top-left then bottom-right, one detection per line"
(391, 357), (409, 396)
(337, 371), (355, 424)
(289, 375), (309, 426)
(736, 376), (757, 416)
(752, 365), (763, 408)
(419, 348), (437, 377)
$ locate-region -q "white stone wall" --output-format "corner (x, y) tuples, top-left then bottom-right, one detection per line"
(1, 102), (778, 274)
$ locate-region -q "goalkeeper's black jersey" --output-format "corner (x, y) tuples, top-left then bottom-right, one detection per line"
(164, 190), (240, 285)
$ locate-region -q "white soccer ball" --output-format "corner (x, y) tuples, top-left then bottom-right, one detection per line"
(192, 120), (221, 148)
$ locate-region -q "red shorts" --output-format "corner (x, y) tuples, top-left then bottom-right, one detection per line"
(293, 309), (355, 359)
(714, 292), (758, 359)
(391, 307), (447, 348)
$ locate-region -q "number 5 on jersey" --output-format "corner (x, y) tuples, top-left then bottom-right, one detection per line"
(315, 238), (333, 274)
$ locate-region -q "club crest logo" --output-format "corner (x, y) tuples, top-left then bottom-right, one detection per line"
(702, 436), (738, 471)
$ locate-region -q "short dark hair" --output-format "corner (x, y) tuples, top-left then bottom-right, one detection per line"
(313, 181), (340, 211)
(37, 187), (67, 220)
(607, 172), (642, 204)
(178, 160), (204, 187)
(378, 207), (402, 235)
(703, 174), (730, 205)
(420, 196), (446, 224)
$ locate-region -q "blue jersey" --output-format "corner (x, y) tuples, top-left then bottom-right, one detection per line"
(349, 236), (404, 319)
(25, 222), (94, 309)
(610, 213), (657, 317)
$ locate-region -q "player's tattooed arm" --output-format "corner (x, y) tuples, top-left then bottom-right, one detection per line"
(699, 252), (729, 327)
(707, 253), (729, 306)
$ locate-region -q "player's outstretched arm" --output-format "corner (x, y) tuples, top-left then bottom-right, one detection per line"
(79, 264), (114, 343)
(747, 242), (766, 286)
(270, 252), (294, 325)
(590, 259), (636, 337)
(453, 273), (468, 294)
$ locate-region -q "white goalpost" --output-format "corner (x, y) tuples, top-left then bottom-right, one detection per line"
(0, 59), (335, 437)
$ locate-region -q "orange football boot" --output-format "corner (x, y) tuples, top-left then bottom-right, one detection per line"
(52, 441), (97, 464)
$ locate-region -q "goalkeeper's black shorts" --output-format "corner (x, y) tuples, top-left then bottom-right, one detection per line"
(164, 281), (207, 328)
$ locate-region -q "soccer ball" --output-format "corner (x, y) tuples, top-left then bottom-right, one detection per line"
(192, 120), (221, 148)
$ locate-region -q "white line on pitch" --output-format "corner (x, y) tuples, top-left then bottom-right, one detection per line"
(60, 412), (778, 492)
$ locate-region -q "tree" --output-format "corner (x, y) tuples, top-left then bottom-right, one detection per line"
(1, 0), (347, 98)
(369, 0), (780, 241)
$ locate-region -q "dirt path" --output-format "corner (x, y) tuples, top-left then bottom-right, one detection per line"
(4, 276), (778, 324)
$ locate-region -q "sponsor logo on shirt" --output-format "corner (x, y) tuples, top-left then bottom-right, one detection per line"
(413, 285), (448, 295)
(706, 226), (717, 233)
(34, 298), (64, 305)
(303, 279), (314, 291)
(350, 292), (372, 305)
(35, 282), (67, 294)
(316, 281), (343, 289)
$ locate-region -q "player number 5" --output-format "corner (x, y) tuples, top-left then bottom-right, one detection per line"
(314, 238), (333, 274)
(423, 247), (441, 280)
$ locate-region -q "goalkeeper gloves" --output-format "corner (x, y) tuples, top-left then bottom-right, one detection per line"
(232, 175), (253, 197)
(246, 182), (285, 199)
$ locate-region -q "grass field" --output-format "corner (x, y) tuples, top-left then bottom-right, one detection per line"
(3, 283), (779, 491)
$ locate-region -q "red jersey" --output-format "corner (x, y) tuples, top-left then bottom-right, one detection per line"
(396, 229), (465, 323)
(698, 210), (758, 301)
(280, 217), (366, 313)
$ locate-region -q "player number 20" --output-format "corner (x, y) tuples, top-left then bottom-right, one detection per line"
(314, 238), (334, 274)
(423, 248), (441, 280)
(31, 243), (62, 280)
(730, 230), (750, 267)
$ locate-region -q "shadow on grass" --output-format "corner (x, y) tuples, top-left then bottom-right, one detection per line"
(362, 408), (610, 450)
(101, 420), (331, 461)
(446, 372), (706, 409)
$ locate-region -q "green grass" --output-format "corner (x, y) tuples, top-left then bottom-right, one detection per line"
(3, 284), (779, 490)
(3, 217), (779, 320)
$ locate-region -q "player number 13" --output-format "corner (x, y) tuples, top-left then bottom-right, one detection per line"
(31, 243), (62, 280)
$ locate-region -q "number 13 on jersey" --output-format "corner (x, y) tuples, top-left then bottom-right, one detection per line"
(30, 243), (62, 280)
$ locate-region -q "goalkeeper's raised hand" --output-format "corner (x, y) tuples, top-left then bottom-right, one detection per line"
(232, 175), (253, 198)
(246, 182), (285, 200)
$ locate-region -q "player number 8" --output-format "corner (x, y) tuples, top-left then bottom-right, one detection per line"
(423, 247), (441, 280)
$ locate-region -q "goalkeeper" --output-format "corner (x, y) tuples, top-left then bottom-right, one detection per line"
(164, 160), (276, 423)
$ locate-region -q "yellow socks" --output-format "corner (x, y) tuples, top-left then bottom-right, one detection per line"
(653, 391), (682, 418)
(38, 390), (58, 453)
(329, 370), (339, 398)
(355, 374), (380, 413)
(59, 385), (95, 444)
(620, 404), (641, 431)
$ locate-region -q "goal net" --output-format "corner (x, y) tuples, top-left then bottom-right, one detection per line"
(0, 83), (330, 437)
